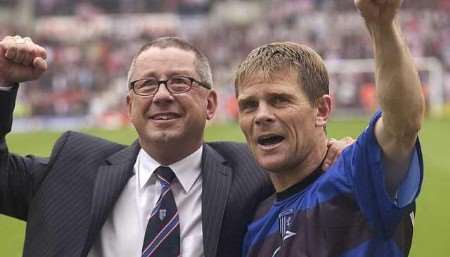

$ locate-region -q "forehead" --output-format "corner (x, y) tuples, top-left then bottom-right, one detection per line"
(237, 69), (303, 98)
(132, 47), (197, 79)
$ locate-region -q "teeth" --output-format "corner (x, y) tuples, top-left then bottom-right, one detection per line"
(153, 113), (177, 120)
(257, 135), (285, 146)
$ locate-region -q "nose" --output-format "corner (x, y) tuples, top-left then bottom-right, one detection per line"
(254, 102), (275, 126)
(152, 81), (174, 105)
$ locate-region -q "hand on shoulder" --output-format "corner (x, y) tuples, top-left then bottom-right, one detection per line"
(321, 137), (355, 170)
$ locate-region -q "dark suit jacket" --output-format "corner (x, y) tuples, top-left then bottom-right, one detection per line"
(0, 87), (274, 257)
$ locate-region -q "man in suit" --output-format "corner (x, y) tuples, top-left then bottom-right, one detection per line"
(0, 36), (349, 257)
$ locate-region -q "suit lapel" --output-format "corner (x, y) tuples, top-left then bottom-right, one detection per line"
(81, 141), (140, 257)
(81, 142), (233, 257)
(201, 144), (232, 257)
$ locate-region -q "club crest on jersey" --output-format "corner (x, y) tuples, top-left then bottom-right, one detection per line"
(159, 209), (167, 220)
(278, 209), (295, 240)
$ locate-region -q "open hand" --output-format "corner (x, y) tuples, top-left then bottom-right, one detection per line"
(0, 35), (48, 85)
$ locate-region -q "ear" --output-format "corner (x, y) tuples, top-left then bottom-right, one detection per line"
(126, 94), (132, 116)
(206, 90), (218, 120)
(315, 94), (332, 127)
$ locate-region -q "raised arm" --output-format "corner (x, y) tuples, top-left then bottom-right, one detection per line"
(0, 36), (49, 219)
(0, 35), (47, 135)
(355, 0), (425, 193)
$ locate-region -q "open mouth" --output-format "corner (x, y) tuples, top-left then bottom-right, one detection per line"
(150, 113), (181, 120)
(257, 134), (285, 146)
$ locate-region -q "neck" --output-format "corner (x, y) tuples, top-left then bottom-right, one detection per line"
(140, 139), (202, 166)
(270, 136), (328, 192)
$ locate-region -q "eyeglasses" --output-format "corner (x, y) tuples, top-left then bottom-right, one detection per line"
(129, 75), (211, 96)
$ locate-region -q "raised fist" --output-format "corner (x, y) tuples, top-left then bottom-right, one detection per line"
(0, 35), (48, 85)
(354, 0), (402, 25)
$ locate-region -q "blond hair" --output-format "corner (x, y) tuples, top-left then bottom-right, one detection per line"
(235, 42), (329, 105)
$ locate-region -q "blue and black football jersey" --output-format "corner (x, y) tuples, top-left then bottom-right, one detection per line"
(242, 112), (423, 257)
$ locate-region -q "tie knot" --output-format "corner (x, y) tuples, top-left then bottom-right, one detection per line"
(155, 166), (176, 184)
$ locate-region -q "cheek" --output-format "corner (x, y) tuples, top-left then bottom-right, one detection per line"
(189, 94), (208, 112)
(136, 98), (152, 112)
(238, 116), (252, 136)
(130, 99), (151, 121)
(292, 118), (314, 147)
(285, 117), (305, 146)
(129, 108), (141, 126)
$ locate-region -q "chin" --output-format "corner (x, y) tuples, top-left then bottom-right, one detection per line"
(256, 157), (287, 173)
(145, 130), (179, 144)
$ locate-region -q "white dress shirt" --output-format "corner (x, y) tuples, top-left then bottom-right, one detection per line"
(88, 146), (204, 257)
(0, 86), (13, 91)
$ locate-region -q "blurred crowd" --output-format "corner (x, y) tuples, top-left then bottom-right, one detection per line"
(34, 0), (211, 15)
(1, 0), (450, 128)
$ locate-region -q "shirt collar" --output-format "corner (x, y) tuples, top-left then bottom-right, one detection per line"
(136, 146), (203, 193)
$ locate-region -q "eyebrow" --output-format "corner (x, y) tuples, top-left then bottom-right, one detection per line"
(269, 92), (295, 99)
(238, 90), (293, 99)
(237, 94), (255, 102)
(237, 95), (256, 104)
(139, 70), (196, 79)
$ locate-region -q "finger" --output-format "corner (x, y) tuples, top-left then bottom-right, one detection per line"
(32, 57), (48, 77)
(19, 37), (48, 65)
(36, 45), (47, 60)
(25, 37), (48, 60)
(22, 39), (34, 66)
(4, 43), (17, 60)
(12, 36), (26, 64)
(322, 147), (338, 170)
(327, 138), (336, 147)
(1, 36), (19, 59)
(13, 48), (24, 63)
(344, 136), (355, 145)
(0, 37), (7, 52)
(321, 159), (332, 171)
(0, 45), (4, 59)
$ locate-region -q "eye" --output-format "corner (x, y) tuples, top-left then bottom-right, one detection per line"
(270, 94), (290, 106)
(138, 79), (158, 89)
(168, 76), (192, 93)
(132, 78), (159, 95)
(170, 76), (191, 86)
(238, 99), (258, 112)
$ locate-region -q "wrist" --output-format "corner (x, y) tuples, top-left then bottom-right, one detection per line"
(366, 18), (398, 36)
(0, 80), (18, 90)
(365, 20), (402, 51)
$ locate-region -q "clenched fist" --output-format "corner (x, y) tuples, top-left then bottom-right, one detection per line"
(355, 0), (402, 25)
(0, 35), (48, 85)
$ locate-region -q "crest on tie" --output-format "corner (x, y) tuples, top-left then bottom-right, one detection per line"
(159, 209), (167, 220)
(278, 209), (295, 240)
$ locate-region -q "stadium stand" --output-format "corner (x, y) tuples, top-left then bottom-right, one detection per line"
(0, 0), (449, 129)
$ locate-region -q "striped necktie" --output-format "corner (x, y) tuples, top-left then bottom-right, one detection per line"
(142, 166), (180, 257)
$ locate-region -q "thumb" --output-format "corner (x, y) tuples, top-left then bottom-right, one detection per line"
(32, 57), (47, 78)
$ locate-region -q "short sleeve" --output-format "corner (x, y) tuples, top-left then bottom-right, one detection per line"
(349, 111), (423, 237)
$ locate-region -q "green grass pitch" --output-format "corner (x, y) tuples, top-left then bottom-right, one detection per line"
(1, 118), (449, 257)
